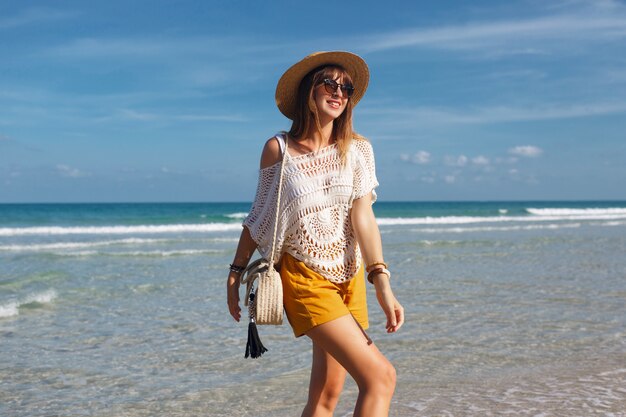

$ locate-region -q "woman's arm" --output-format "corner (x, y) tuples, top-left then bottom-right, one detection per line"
(226, 137), (283, 322)
(351, 193), (404, 333)
(227, 226), (258, 322)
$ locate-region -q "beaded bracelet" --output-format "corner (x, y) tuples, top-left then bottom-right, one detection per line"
(366, 261), (388, 273)
(367, 267), (391, 284)
(229, 263), (246, 275)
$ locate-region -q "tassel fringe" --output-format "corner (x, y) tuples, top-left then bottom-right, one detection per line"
(245, 292), (268, 359)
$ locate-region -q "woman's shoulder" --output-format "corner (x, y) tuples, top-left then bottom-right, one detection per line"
(350, 133), (374, 156)
(260, 133), (286, 169)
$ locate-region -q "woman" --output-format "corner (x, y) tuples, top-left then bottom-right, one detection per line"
(226, 51), (404, 417)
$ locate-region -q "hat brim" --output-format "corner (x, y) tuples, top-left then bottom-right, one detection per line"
(275, 51), (369, 120)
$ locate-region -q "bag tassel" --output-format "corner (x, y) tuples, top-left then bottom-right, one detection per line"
(245, 292), (268, 359)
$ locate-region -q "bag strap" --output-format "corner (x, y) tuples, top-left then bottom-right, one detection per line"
(268, 133), (288, 266)
(240, 134), (288, 307)
(240, 258), (269, 307)
(275, 134), (286, 154)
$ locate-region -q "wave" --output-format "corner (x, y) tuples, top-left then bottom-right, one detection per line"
(0, 237), (169, 251)
(1, 208), (625, 237)
(0, 223), (243, 237)
(411, 223), (582, 234)
(225, 212), (248, 220)
(594, 221), (626, 227)
(377, 210), (626, 226)
(0, 237), (240, 253)
(0, 289), (57, 318)
(526, 207), (626, 216)
(50, 249), (221, 258)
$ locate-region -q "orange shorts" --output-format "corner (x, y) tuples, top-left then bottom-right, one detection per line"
(280, 253), (369, 337)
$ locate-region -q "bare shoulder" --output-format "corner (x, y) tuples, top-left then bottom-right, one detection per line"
(260, 136), (283, 169)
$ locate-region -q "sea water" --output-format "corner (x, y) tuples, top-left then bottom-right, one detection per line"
(1, 201), (625, 416)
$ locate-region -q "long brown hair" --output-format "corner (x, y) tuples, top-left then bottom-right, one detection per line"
(288, 65), (365, 163)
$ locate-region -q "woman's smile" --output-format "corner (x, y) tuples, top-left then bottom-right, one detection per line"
(326, 98), (342, 109)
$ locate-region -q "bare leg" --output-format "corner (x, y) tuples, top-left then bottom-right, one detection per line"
(301, 342), (348, 417)
(305, 315), (396, 417)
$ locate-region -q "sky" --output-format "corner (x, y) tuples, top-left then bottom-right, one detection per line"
(1, 0), (625, 203)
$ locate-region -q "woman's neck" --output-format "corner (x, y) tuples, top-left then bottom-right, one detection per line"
(299, 120), (334, 151)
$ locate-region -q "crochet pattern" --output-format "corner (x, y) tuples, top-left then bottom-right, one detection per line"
(243, 134), (378, 283)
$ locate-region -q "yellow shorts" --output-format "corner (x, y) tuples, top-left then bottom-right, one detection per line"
(280, 253), (369, 337)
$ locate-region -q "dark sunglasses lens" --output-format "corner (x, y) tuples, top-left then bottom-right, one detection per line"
(342, 85), (354, 97)
(323, 79), (338, 95)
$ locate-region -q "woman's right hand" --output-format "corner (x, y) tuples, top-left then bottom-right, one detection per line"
(227, 273), (241, 322)
(373, 275), (404, 333)
(227, 227), (258, 322)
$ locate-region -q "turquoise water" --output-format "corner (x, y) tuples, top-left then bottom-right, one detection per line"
(1, 201), (625, 416)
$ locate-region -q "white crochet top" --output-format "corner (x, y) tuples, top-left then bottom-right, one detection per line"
(243, 133), (379, 283)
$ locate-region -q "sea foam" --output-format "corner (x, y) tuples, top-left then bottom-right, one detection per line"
(225, 212), (248, 219)
(411, 223), (582, 234)
(0, 223), (243, 237)
(0, 289), (57, 318)
(526, 207), (626, 216)
(0, 301), (19, 318)
(1, 208), (625, 238)
(377, 208), (626, 226)
(0, 238), (168, 251)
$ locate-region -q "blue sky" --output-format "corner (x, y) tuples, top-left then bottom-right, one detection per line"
(1, 0), (625, 203)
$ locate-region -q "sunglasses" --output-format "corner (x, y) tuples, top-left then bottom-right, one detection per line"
(322, 78), (355, 98)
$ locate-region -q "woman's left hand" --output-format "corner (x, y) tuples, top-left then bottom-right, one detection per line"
(227, 273), (242, 322)
(374, 276), (404, 333)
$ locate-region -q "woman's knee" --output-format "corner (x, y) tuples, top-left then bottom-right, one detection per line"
(364, 358), (396, 396)
(318, 381), (343, 410)
(306, 378), (344, 414)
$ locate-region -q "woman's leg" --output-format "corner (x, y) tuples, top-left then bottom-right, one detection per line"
(305, 315), (396, 417)
(301, 342), (347, 417)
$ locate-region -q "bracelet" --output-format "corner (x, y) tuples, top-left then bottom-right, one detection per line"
(229, 263), (246, 275)
(366, 261), (388, 273)
(367, 267), (391, 284)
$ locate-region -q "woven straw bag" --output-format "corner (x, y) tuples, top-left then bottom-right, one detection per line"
(241, 258), (283, 325)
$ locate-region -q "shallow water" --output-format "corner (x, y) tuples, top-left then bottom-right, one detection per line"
(1, 202), (625, 416)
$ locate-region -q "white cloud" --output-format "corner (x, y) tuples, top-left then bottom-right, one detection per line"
(509, 146), (543, 157)
(43, 35), (285, 64)
(0, 8), (78, 30)
(444, 155), (468, 167)
(472, 155), (490, 165)
(444, 175), (456, 184)
(362, 8), (626, 53)
(46, 37), (184, 59)
(362, 102), (626, 125)
(413, 151), (431, 164)
(56, 164), (90, 178)
(401, 150), (431, 164)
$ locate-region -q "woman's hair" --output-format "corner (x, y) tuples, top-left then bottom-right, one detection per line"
(288, 65), (365, 163)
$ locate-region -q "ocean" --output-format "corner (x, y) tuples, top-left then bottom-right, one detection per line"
(1, 201), (625, 416)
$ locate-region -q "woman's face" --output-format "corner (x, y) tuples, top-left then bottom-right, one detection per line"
(313, 74), (350, 122)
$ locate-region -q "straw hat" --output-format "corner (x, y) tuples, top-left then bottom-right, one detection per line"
(275, 51), (369, 120)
